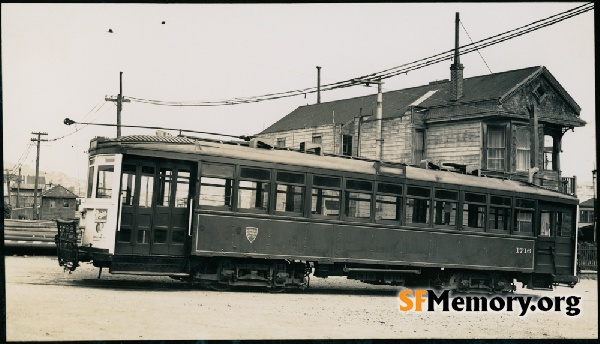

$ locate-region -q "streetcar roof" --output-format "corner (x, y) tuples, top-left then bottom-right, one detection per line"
(93, 135), (578, 202)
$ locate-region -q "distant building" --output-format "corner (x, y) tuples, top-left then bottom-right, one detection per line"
(40, 184), (78, 220)
(579, 198), (595, 243)
(5, 175), (46, 208)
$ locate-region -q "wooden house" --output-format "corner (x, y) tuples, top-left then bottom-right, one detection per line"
(40, 184), (78, 220)
(259, 64), (585, 196)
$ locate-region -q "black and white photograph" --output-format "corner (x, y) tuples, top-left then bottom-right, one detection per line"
(2, 2), (597, 341)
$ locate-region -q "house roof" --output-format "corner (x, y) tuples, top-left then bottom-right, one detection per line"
(261, 66), (584, 134)
(580, 198), (595, 208)
(41, 184), (78, 199)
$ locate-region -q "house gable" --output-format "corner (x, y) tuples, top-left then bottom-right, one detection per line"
(41, 184), (78, 199)
(500, 67), (585, 128)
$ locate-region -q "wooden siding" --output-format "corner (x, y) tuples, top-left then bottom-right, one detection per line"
(426, 121), (481, 166)
(260, 124), (344, 155)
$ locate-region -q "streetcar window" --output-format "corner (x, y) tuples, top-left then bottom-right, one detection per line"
(312, 175), (341, 219)
(277, 171), (304, 184)
(121, 164), (136, 206)
(96, 165), (114, 198)
(346, 179), (373, 192)
(462, 192), (486, 230)
(157, 168), (173, 206)
(313, 175), (341, 188)
(540, 211), (553, 237)
(558, 212), (572, 237)
(201, 163), (234, 179)
(312, 189), (340, 218)
(434, 189), (457, 227)
(406, 186), (430, 225)
(376, 183), (402, 222)
(200, 163), (234, 210)
(240, 167), (270, 181)
(514, 198), (535, 235)
(539, 210), (572, 237)
(345, 191), (372, 220)
(238, 167), (270, 213)
(200, 177), (233, 209)
(87, 165), (94, 198)
(138, 174), (154, 208)
(275, 184), (304, 215)
(488, 195), (511, 232)
(174, 170), (190, 208)
(275, 172), (305, 215)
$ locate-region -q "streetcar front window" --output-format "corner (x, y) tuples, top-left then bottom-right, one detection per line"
(96, 165), (115, 198)
(87, 165), (95, 198)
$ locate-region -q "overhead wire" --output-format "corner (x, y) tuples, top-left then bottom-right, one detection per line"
(48, 100), (109, 142)
(460, 20), (492, 74)
(10, 143), (34, 175)
(121, 2), (592, 107)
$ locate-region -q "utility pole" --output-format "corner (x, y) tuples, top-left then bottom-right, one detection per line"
(105, 72), (130, 138)
(354, 78), (384, 160)
(16, 167), (22, 208)
(4, 169), (11, 207)
(31, 132), (48, 220)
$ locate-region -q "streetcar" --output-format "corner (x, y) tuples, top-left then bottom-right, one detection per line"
(55, 134), (580, 292)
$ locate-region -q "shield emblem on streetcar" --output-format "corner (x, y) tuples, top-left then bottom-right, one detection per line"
(246, 227), (258, 243)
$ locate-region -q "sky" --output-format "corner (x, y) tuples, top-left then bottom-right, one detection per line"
(1, 3), (596, 185)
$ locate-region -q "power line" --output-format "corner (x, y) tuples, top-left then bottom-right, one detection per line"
(120, 3), (592, 108)
(62, 118), (253, 140)
(460, 20), (492, 74)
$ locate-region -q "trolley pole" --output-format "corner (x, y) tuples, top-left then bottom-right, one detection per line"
(31, 132), (48, 220)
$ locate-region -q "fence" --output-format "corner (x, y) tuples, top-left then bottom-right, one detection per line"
(4, 219), (57, 248)
(578, 242), (597, 271)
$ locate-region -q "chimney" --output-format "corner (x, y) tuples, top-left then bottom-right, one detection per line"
(450, 12), (464, 101)
(316, 66), (321, 104)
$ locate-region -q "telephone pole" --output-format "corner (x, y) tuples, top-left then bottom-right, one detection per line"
(4, 169), (12, 207)
(31, 132), (48, 220)
(16, 167), (22, 208)
(105, 72), (130, 138)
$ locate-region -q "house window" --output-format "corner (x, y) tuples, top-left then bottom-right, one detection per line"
(487, 126), (506, 170)
(50, 200), (56, 208)
(580, 210), (594, 223)
(544, 135), (556, 171)
(63, 199), (69, 207)
(276, 138), (286, 148)
(515, 126), (531, 171)
(414, 130), (425, 164)
(342, 135), (353, 156)
(312, 135), (322, 144)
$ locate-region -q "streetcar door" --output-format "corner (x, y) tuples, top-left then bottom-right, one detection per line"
(151, 162), (193, 256)
(536, 202), (576, 275)
(116, 162), (156, 255)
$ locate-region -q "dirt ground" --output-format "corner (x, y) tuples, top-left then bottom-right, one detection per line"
(4, 253), (598, 341)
